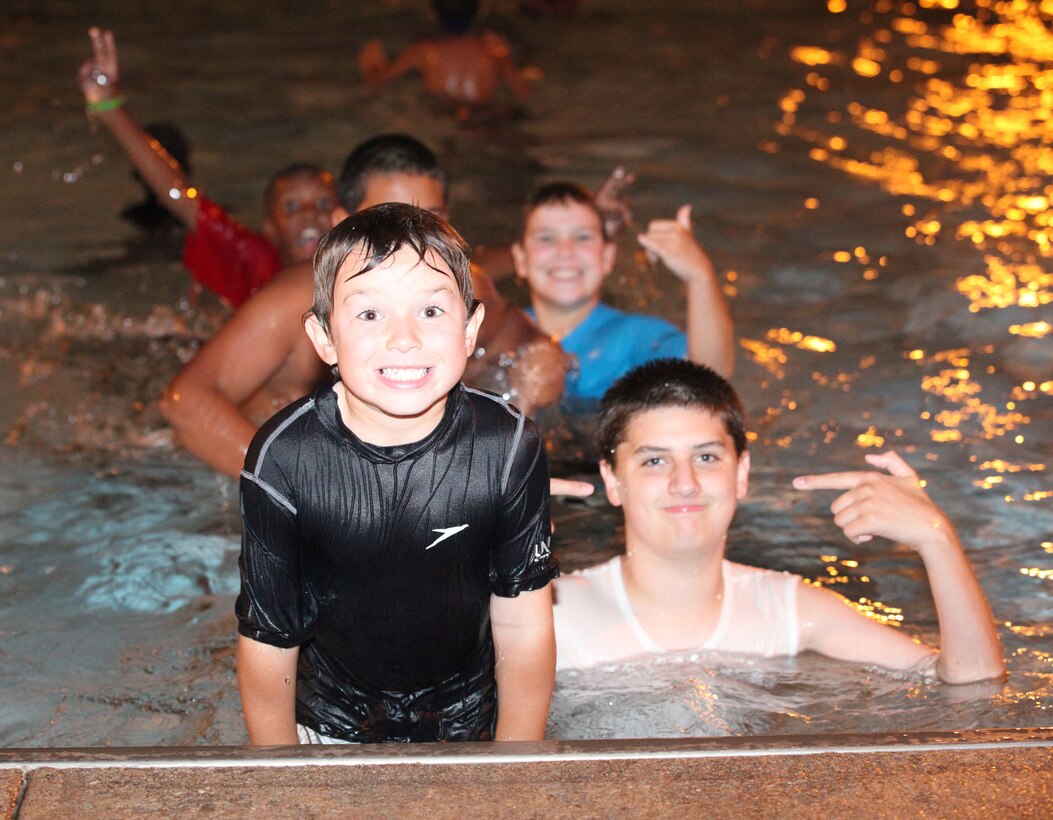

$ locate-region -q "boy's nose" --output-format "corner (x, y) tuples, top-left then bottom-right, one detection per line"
(555, 236), (576, 256)
(668, 458), (701, 496)
(386, 317), (422, 352)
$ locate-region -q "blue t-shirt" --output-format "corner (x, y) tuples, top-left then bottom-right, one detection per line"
(530, 302), (686, 401)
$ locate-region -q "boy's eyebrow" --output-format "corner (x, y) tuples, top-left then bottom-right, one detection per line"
(340, 284), (457, 301)
(630, 440), (727, 456)
(528, 225), (599, 235)
(342, 260), (457, 284)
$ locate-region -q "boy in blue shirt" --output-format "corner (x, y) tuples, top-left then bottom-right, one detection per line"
(511, 182), (735, 402)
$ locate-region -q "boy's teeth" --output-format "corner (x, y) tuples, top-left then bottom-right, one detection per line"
(380, 367), (429, 381)
(552, 268), (578, 279)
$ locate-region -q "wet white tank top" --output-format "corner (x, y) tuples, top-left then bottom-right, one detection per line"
(554, 556), (801, 670)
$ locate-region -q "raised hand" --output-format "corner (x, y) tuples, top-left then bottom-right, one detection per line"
(595, 166), (636, 239)
(796, 450), (1005, 683)
(78, 27), (120, 106)
(636, 204), (715, 284)
(793, 450), (955, 553)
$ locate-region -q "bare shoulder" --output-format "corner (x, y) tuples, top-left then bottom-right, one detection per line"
(226, 263), (314, 329)
(796, 578), (857, 619)
(255, 261), (314, 303)
(184, 262), (314, 371)
(481, 30), (512, 57)
(794, 578), (875, 640)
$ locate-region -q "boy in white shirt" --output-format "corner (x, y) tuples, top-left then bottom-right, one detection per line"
(554, 358), (1005, 685)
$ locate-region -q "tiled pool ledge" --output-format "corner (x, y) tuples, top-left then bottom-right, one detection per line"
(4, 729), (1053, 818)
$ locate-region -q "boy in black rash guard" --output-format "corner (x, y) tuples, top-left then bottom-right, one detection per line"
(236, 202), (558, 744)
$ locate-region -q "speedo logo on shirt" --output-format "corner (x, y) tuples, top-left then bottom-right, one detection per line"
(425, 524), (469, 550)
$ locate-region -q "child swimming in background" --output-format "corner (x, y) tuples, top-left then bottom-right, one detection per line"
(237, 203), (558, 744)
(78, 27), (338, 307)
(554, 358), (1006, 684)
(512, 182), (735, 403)
(358, 0), (535, 117)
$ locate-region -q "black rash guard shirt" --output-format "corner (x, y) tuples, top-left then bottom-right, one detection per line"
(236, 383), (556, 742)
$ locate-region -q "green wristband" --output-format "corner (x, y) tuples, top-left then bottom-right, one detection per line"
(88, 96), (125, 113)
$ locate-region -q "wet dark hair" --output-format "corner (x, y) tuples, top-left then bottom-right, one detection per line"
(337, 134), (448, 212)
(521, 180), (609, 240)
(596, 358), (748, 466)
(262, 163), (334, 212)
(309, 202), (473, 334)
(434, 0), (478, 33)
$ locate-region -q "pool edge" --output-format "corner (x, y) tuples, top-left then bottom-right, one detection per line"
(3, 725), (1052, 769)
(7, 730), (1053, 818)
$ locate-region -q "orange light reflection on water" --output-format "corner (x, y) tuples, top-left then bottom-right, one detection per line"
(910, 347), (1031, 442)
(788, 0), (1053, 319)
(786, 0), (1050, 483)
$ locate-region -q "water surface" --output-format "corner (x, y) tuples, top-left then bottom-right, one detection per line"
(0, 0), (1050, 746)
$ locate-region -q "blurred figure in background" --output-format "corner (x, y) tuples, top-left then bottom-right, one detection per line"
(359, 0), (536, 120)
(79, 27), (338, 307)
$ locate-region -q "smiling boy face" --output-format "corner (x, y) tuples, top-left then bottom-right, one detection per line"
(512, 199), (616, 317)
(306, 243), (483, 445)
(600, 405), (750, 560)
(264, 172), (339, 264)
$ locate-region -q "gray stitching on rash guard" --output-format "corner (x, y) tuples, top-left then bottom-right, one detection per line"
(240, 398), (316, 516)
(240, 470), (297, 516)
(247, 398), (317, 475)
(463, 386), (525, 495)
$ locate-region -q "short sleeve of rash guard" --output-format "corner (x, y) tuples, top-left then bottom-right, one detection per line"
(236, 457), (318, 648)
(489, 419), (557, 597)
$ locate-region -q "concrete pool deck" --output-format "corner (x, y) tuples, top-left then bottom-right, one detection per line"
(3, 728), (1052, 817)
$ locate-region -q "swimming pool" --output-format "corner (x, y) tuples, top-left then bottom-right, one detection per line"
(1, 0), (1050, 748)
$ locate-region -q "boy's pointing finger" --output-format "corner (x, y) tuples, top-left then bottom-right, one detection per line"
(793, 472), (864, 491)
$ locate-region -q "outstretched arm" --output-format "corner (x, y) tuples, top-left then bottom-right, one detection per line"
(159, 267), (318, 477)
(636, 205), (734, 378)
(491, 585), (556, 740)
(237, 636), (300, 745)
(794, 450), (1005, 684)
(358, 39), (423, 87)
(78, 27), (198, 229)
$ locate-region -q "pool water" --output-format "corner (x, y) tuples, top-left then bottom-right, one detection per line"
(1, 0), (1050, 747)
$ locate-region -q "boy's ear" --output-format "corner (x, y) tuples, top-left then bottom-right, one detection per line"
(330, 205), (350, 228)
(736, 451), (750, 501)
(304, 312), (337, 366)
(464, 302), (485, 357)
(599, 459), (623, 508)
(510, 241), (528, 280)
